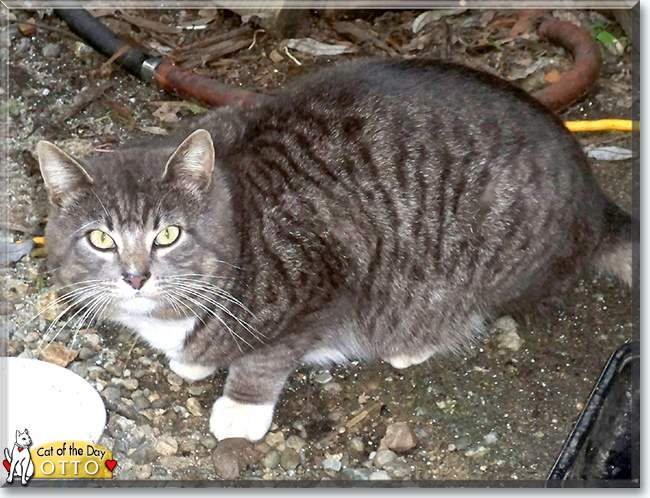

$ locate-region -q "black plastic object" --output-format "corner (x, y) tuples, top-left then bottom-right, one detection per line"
(54, 9), (149, 79)
(547, 341), (639, 486)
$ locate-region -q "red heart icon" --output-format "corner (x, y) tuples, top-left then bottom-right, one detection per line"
(105, 460), (117, 472)
(3, 460), (9, 472)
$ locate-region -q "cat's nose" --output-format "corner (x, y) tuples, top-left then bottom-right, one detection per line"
(123, 272), (150, 290)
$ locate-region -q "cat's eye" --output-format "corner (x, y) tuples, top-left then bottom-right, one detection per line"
(88, 230), (116, 250)
(154, 226), (180, 247)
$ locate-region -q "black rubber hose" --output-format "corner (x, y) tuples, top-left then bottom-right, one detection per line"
(54, 9), (149, 79)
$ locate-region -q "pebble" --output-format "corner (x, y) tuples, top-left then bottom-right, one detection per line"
(69, 362), (88, 378)
(155, 435), (178, 456)
(373, 449), (397, 468)
(323, 458), (342, 472)
(323, 382), (342, 394)
(212, 438), (258, 479)
(342, 468), (372, 480)
(495, 316), (524, 351)
(369, 470), (392, 480)
(186, 398), (203, 416)
(130, 446), (157, 465)
(483, 431), (498, 445)
(102, 386), (122, 409)
(382, 422), (418, 452)
(455, 437), (470, 451)
(105, 362), (123, 377)
(122, 379), (139, 390)
(78, 347), (96, 360)
(313, 371), (333, 384)
(348, 437), (365, 453)
(265, 431), (285, 449)
(200, 435), (217, 450)
(285, 435), (305, 451)
(167, 372), (183, 386)
(382, 457), (411, 478)
(280, 448), (301, 471)
(134, 464), (152, 480)
(42, 43), (61, 58)
(262, 449), (281, 469)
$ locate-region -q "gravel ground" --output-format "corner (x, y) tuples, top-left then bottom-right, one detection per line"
(1, 7), (637, 484)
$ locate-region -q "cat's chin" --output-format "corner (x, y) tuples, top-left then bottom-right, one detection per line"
(117, 295), (160, 315)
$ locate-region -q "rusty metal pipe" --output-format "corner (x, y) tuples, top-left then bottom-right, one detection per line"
(532, 19), (602, 112)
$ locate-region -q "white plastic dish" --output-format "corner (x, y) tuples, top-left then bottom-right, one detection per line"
(1, 357), (106, 448)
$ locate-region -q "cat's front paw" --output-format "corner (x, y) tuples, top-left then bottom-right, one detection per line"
(209, 396), (274, 442)
(169, 359), (217, 381)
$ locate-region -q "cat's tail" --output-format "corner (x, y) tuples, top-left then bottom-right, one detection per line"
(4, 447), (9, 462)
(593, 199), (638, 287)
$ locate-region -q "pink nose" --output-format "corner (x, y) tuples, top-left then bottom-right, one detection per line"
(123, 273), (150, 290)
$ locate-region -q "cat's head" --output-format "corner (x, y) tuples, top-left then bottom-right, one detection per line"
(37, 130), (238, 322)
(16, 429), (31, 447)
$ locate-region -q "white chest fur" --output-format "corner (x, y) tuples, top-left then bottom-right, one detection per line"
(114, 315), (197, 359)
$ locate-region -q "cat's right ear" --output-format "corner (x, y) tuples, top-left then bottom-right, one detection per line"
(162, 129), (215, 195)
(37, 141), (94, 208)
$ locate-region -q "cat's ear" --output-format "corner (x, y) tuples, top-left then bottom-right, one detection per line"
(162, 129), (215, 194)
(37, 141), (94, 208)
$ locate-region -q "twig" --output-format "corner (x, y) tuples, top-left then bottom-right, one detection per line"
(57, 81), (113, 123)
(319, 402), (380, 446)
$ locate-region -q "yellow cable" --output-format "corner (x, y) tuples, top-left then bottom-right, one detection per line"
(32, 236), (45, 245)
(565, 119), (639, 132)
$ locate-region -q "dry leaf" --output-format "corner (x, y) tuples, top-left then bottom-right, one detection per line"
(544, 69), (562, 83)
(40, 343), (79, 367)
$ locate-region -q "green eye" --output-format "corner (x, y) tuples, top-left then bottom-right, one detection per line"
(88, 230), (115, 250)
(154, 226), (180, 247)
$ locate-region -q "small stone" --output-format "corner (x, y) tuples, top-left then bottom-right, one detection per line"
(323, 382), (342, 394)
(101, 386), (122, 409)
(262, 449), (281, 469)
(313, 371), (333, 384)
(25, 331), (39, 343)
(265, 431), (285, 448)
(212, 438), (258, 479)
(42, 43), (61, 58)
(82, 333), (101, 348)
(69, 362), (88, 378)
(200, 435), (217, 450)
(122, 379), (139, 390)
(285, 435), (305, 451)
(342, 467), (372, 480)
(167, 372), (183, 386)
(130, 446), (157, 465)
(382, 457), (411, 478)
(39, 342), (78, 367)
(155, 435), (178, 456)
(348, 437), (365, 453)
(465, 445), (489, 458)
(483, 431), (498, 445)
(280, 448), (301, 471)
(188, 385), (204, 395)
(105, 362), (123, 377)
(78, 347), (96, 360)
(495, 316), (523, 351)
(382, 422), (418, 452)
(373, 449), (397, 468)
(269, 49), (284, 62)
(134, 464), (152, 480)
(186, 398), (203, 416)
(323, 458), (342, 472)
(369, 470), (392, 480)
(455, 437), (469, 451)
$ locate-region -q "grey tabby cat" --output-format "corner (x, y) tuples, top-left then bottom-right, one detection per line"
(37, 60), (634, 442)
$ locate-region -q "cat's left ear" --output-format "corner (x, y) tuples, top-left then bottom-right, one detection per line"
(162, 129), (215, 194)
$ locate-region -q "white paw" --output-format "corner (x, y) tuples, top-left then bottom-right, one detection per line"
(169, 359), (217, 381)
(209, 396), (274, 442)
(385, 351), (434, 369)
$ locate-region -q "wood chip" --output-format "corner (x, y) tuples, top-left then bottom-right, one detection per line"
(544, 68), (562, 83)
(332, 21), (397, 56)
(39, 343), (79, 368)
(184, 38), (253, 69)
(119, 13), (183, 34)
